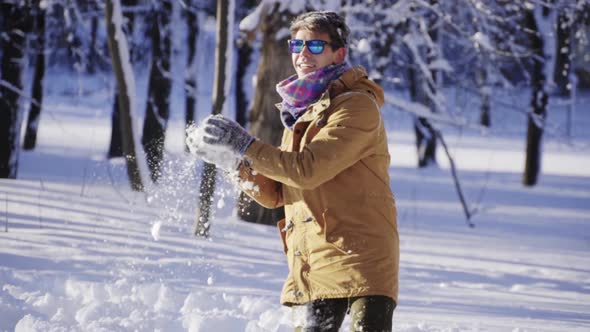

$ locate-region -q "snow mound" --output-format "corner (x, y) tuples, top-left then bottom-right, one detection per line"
(4, 275), (292, 332)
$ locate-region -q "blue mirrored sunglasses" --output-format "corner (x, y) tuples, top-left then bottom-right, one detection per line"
(288, 39), (337, 55)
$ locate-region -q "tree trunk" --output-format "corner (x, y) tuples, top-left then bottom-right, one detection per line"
(108, 0), (138, 158)
(236, 3), (294, 225)
(235, 36), (252, 127)
(185, 3), (199, 152)
(405, 14), (438, 168)
(479, 90), (491, 127)
(476, 59), (491, 127)
(408, 62), (437, 168)
(23, 4), (46, 151)
(88, 15), (99, 74)
(195, 0), (233, 237)
(105, 0), (144, 191)
(64, 5), (83, 71)
(523, 8), (548, 186)
(413, 116), (437, 167)
(141, 0), (173, 183)
(234, 0), (257, 127)
(107, 93), (124, 157)
(0, 3), (32, 178)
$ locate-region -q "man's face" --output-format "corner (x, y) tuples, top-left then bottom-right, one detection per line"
(291, 30), (345, 79)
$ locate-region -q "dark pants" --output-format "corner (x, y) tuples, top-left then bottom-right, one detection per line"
(293, 295), (396, 332)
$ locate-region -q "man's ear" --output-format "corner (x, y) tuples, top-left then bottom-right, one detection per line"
(334, 47), (347, 64)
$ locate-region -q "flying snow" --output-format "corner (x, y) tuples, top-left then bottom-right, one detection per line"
(151, 221), (162, 241)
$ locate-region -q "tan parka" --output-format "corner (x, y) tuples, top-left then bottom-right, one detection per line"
(239, 66), (399, 305)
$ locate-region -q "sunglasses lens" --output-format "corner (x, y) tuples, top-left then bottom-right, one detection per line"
(307, 40), (325, 54)
(289, 40), (304, 53)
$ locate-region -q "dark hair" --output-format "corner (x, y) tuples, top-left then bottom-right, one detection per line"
(289, 11), (350, 50)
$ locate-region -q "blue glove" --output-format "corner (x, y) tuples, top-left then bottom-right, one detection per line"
(202, 115), (255, 156)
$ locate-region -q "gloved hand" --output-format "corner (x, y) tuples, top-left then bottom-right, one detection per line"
(202, 114), (255, 156)
(185, 115), (254, 172)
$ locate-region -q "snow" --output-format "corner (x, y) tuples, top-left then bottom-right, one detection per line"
(2, 10), (590, 332)
(427, 58), (453, 73)
(239, 0), (311, 34)
(239, 1), (268, 32)
(472, 32), (493, 51)
(278, 1), (307, 15)
(275, 27), (291, 42)
(151, 220), (163, 241)
(356, 38), (371, 54)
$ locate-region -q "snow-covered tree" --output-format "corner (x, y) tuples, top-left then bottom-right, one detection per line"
(108, 0), (139, 158)
(235, 1), (300, 225)
(184, 0), (201, 152)
(105, 0), (147, 191)
(344, 0), (588, 186)
(195, 0), (235, 237)
(141, 0), (173, 183)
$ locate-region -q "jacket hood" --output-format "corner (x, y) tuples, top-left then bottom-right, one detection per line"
(329, 65), (385, 108)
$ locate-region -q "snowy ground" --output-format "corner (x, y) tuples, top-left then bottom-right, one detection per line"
(1, 63), (590, 331)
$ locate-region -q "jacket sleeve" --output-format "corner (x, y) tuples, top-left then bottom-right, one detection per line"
(237, 161), (284, 209)
(244, 94), (381, 190)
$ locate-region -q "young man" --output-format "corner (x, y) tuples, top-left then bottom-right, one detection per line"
(195, 11), (399, 331)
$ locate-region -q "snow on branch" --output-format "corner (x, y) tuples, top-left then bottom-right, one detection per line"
(239, 0), (269, 32)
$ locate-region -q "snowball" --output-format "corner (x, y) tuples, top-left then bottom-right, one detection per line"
(185, 123), (207, 156)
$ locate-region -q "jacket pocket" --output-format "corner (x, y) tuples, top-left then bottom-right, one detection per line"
(321, 210), (351, 255)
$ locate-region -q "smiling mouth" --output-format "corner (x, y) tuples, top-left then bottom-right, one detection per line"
(298, 63), (316, 70)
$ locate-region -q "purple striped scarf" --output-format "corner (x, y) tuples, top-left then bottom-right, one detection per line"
(276, 62), (351, 129)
